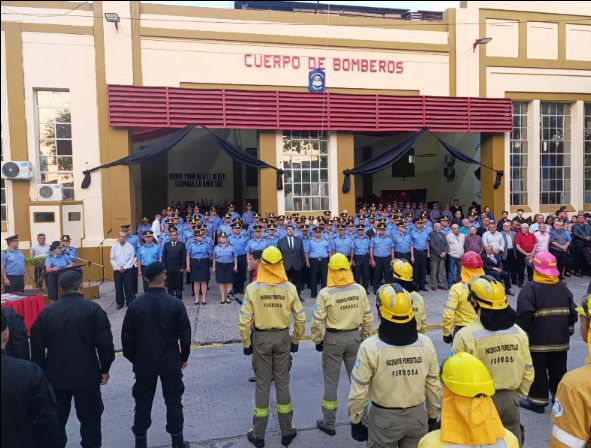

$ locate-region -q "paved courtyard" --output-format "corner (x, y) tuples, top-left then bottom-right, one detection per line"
(62, 275), (590, 447)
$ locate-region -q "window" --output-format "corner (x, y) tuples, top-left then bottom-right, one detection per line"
(540, 102), (570, 205)
(510, 102), (529, 205)
(585, 102), (591, 205)
(1, 124), (5, 221)
(33, 212), (55, 223)
(36, 90), (74, 200)
(282, 131), (329, 211)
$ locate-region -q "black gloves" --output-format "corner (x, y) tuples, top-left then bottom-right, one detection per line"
(351, 422), (368, 442)
(243, 346), (253, 356)
(290, 343), (299, 353)
(428, 418), (438, 432)
(315, 342), (323, 352)
(443, 334), (453, 344)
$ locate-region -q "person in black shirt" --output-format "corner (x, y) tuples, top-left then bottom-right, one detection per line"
(122, 262), (192, 448)
(1, 306), (30, 360)
(1, 309), (60, 448)
(30, 269), (114, 448)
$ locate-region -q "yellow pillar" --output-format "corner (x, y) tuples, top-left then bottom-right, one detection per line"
(337, 132), (356, 214)
(258, 131), (278, 216)
(480, 133), (506, 219)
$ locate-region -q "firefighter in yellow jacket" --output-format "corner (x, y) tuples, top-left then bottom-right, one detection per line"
(348, 283), (441, 446)
(391, 258), (427, 334)
(238, 246), (306, 448)
(418, 352), (519, 448)
(549, 295), (591, 448)
(452, 275), (534, 446)
(442, 251), (484, 343)
(311, 253), (374, 437)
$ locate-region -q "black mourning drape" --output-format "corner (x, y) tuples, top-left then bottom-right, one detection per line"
(81, 124), (284, 190)
(341, 128), (504, 193)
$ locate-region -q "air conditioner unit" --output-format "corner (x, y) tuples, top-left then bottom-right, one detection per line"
(1, 161), (34, 180)
(37, 184), (63, 201)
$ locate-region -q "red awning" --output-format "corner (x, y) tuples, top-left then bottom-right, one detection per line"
(108, 85), (512, 133)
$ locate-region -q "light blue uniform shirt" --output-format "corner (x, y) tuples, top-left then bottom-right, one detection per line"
(248, 222), (262, 238)
(1, 249), (26, 275)
(127, 234), (140, 252)
(293, 228), (303, 239)
(211, 216), (222, 232)
(266, 235), (279, 248)
(353, 235), (370, 256)
(333, 235), (354, 256)
(393, 233), (413, 254)
(45, 254), (70, 269)
(242, 211), (254, 224)
(137, 243), (162, 266)
(187, 241), (211, 259)
(440, 226), (452, 237)
(213, 244), (237, 263)
(308, 238), (330, 259)
(410, 228), (430, 251)
(137, 224), (151, 237)
(62, 246), (78, 263)
(275, 226), (287, 239)
(228, 234), (248, 256)
(301, 236), (311, 254)
(370, 235), (393, 257)
(247, 238), (268, 254)
(229, 212), (241, 222)
(219, 223), (233, 237)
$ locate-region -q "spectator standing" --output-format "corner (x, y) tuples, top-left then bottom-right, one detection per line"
(482, 221), (505, 255)
(549, 220), (571, 280)
(533, 223), (550, 253)
(464, 226), (485, 255)
(428, 223), (448, 291)
(501, 221), (518, 286)
(110, 231), (137, 310)
(29, 233), (50, 290)
(572, 214), (591, 277)
(515, 223), (537, 285)
(446, 224), (465, 287)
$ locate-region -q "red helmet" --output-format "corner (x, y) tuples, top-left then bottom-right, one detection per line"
(462, 251), (483, 269)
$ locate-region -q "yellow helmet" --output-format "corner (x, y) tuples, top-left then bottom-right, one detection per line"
(575, 294), (590, 318)
(391, 258), (413, 282)
(328, 253), (350, 271)
(376, 284), (414, 324)
(468, 275), (508, 310)
(261, 246), (283, 264)
(441, 352), (495, 398)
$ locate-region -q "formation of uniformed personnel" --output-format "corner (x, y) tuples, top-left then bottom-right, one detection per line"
(549, 294), (590, 448)
(418, 352), (520, 448)
(311, 253), (373, 436)
(442, 251), (484, 343)
(0, 306), (30, 360)
(452, 275), (534, 445)
(348, 283), (441, 446)
(122, 262), (192, 448)
(1, 234), (26, 293)
(30, 269), (115, 448)
(391, 258), (428, 334)
(1, 309), (61, 448)
(238, 246), (305, 448)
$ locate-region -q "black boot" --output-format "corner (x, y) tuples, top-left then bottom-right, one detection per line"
(247, 430), (265, 448)
(135, 434), (147, 448)
(281, 428), (297, 446)
(172, 433), (190, 448)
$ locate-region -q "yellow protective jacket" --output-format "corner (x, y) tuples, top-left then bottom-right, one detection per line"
(442, 283), (478, 337)
(452, 320), (534, 397)
(348, 334), (441, 423)
(311, 283), (373, 344)
(418, 429), (519, 448)
(550, 363), (591, 448)
(412, 291), (428, 334)
(238, 281), (306, 348)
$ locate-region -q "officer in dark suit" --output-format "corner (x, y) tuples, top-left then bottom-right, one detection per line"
(1, 310), (61, 448)
(30, 269), (115, 448)
(162, 229), (187, 299)
(1, 306), (29, 360)
(122, 262), (191, 448)
(277, 223), (305, 300)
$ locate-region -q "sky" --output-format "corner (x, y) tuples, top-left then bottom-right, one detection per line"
(142, 1), (461, 12)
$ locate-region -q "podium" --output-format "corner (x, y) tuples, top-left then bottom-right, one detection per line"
(45, 263), (99, 301)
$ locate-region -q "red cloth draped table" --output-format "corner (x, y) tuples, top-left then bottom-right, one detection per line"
(1, 293), (45, 336)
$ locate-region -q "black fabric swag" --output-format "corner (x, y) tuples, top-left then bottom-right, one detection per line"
(81, 124), (284, 190)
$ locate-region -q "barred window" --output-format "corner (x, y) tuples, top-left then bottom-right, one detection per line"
(540, 102), (570, 205)
(585, 102), (591, 205)
(282, 131), (329, 212)
(510, 102), (529, 206)
(36, 90), (74, 200)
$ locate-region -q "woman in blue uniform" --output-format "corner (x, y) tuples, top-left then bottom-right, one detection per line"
(186, 230), (212, 305)
(212, 232), (238, 304)
(45, 241), (75, 300)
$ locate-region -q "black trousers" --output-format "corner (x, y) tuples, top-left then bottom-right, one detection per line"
(5, 274), (25, 293)
(285, 267), (301, 295)
(528, 351), (568, 407)
(34, 265), (46, 289)
(372, 256), (393, 290)
(55, 385), (103, 448)
(114, 269), (136, 305)
(488, 270), (512, 291)
(574, 245), (591, 275)
(309, 258), (328, 297)
(233, 255), (247, 294)
(396, 252), (411, 262)
(131, 266), (138, 295)
(166, 271), (184, 299)
(132, 371), (185, 437)
(354, 255), (370, 290)
(549, 248), (567, 280)
(515, 252), (527, 285)
(413, 250), (428, 290)
(504, 251), (517, 284)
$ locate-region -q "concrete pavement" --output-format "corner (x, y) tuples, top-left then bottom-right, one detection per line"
(62, 275), (590, 447)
